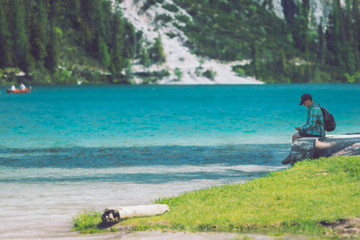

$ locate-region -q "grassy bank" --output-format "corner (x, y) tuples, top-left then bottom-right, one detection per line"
(73, 156), (360, 237)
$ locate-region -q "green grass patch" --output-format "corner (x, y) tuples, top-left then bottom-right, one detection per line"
(73, 156), (360, 237)
(72, 210), (105, 234)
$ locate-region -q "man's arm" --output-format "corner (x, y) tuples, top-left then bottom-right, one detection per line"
(301, 107), (321, 131)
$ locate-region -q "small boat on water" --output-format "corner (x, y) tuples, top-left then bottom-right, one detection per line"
(6, 88), (31, 94)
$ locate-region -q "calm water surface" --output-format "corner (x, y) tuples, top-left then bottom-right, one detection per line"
(0, 84), (359, 239)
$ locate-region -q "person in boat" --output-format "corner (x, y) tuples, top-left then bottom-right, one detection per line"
(19, 83), (26, 90)
(10, 85), (16, 91)
(281, 93), (325, 165)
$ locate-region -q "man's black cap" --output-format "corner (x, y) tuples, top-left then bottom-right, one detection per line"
(299, 93), (312, 105)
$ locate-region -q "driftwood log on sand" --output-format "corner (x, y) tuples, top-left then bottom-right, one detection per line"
(102, 204), (170, 223)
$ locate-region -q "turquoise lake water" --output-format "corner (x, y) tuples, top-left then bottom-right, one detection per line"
(1, 84), (359, 148)
(0, 84), (359, 239)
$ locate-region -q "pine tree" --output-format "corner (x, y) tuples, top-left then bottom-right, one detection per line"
(280, 48), (289, 80)
(29, 0), (48, 63)
(79, 0), (110, 59)
(250, 41), (259, 78)
(343, 0), (356, 74)
(353, 0), (360, 71)
(317, 19), (325, 64)
(101, 0), (113, 45)
(93, 0), (106, 38)
(325, 14), (336, 65)
(93, 1), (110, 68)
(110, 11), (125, 74)
(281, 0), (298, 25)
(8, 0), (33, 74)
(61, 0), (81, 29)
(23, 0), (32, 31)
(0, 2), (11, 67)
(44, 0), (58, 73)
(293, 0), (310, 53)
(325, 0), (343, 67)
(344, 0), (353, 42)
(150, 34), (166, 63)
(98, 36), (110, 69)
(344, 42), (356, 74)
(79, 0), (96, 52)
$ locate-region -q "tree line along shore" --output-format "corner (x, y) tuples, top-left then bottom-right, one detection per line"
(0, 0), (165, 85)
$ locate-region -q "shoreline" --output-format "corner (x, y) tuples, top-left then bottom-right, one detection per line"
(73, 156), (360, 239)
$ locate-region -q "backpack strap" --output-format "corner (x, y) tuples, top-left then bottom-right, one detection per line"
(316, 104), (325, 128)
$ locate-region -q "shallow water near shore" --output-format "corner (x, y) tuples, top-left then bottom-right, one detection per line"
(0, 84), (359, 239)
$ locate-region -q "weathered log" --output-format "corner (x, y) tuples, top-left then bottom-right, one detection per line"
(285, 134), (360, 165)
(314, 134), (360, 158)
(102, 204), (169, 223)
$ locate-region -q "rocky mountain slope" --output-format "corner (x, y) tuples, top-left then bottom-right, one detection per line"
(119, 0), (339, 84)
(120, 0), (263, 84)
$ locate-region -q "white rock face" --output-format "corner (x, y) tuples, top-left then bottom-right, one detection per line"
(255, 0), (333, 26)
(119, 0), (263, 85)
(308, 0), (333, 26)
(254, 0), (284, 19)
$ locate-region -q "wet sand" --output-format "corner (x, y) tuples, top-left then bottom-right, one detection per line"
(64, 231), (309, 240)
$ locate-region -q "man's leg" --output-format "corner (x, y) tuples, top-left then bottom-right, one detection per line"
(282, 132), (303, 165)
(292, 132), (302, 143)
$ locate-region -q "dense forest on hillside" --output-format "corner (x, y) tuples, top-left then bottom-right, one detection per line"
(149, 0), (360, 83)
(0, 0), (144, 85)
(1, 0), (360, 84)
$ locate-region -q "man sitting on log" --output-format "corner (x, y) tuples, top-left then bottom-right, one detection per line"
(282, 93), (325, 165)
